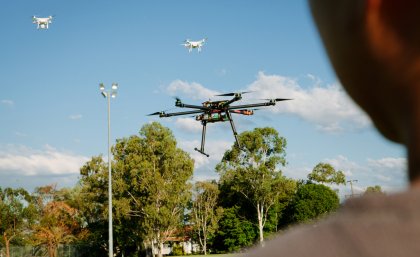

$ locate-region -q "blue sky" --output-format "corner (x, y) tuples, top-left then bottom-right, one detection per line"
(0, 0), (407, 198)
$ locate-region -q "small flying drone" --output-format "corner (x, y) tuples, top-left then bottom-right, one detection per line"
(181, 38), (207, 52)
(148, 92), (291, 157)
(32, 16), (53, 29)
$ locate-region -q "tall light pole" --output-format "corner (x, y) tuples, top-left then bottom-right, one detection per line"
(99, 82), (118, 257)
(347, 179), (358, 198)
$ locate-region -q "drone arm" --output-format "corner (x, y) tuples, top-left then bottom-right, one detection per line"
(227, 102), (275, 110)
(160, 110), (204, 117)
(221, 96), (242, 108)
(230, 109), (254, 115)
(176, 103), (210, 111)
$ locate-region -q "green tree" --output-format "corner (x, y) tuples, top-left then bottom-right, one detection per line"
(308, 162), (346, 185)
(31, 185), (87, 257)
(364, 185), (385, 195)
(0, 187), (34, 257)
(289, 183), (339, 223)
(136, 122), (193, 257)
(190, 181), (223, 255)
(78, 156), (110, 256)
(79, 154), (140, 257)
(213, 206), (256, 253)
(216, 127), (296, 244)
(78, 122), (194, 257)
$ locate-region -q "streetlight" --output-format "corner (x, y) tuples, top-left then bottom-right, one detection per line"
(99, 82), (118, 257)
(346, 179), (359, 198)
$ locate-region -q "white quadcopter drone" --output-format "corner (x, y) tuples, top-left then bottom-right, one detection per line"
(32, 16), (53, 29)
(181, 38), (207, 52)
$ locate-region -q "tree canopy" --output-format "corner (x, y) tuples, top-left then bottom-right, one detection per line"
(308, 162), (346, 185)
(213, 206), (256, 253)
(78, 122), (194, 257)
(289, 183), (340, 223)
(364, 185), (385, 195)
(190, 181), (223, 255)
(217, 127), (296, 244)
(31, 185), (87, 257)
(0, 187), (34, 257)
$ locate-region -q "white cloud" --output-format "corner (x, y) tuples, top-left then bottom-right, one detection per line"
(69, 114), (82, 120)
(14, 132), (27, 137)
(306, 73), (322, 86)
(325, 155), (363, 177)
(1, 99), (14, 107)
(367, 157), (407, 171)
(175, 118), (202, 133)
(0, 145), (89, 176)
(165, 80), (220, 100)
(180, 139), (232, 182)
(283, 165), (312, 180)
(217, 69), (228, 76)
(375, 174), (392, 182)
(323, 155), (408, 195)
(246, 72), (371, 132)
(367, 157), (407, 191)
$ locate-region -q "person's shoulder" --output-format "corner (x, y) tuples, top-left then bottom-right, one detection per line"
(341, 188), (420, 216)
(241, 189), (420, 257)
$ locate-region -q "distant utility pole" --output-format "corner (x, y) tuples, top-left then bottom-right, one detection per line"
(346, 179), (359, 198)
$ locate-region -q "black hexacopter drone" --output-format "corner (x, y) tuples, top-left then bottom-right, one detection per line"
(148, 92), (291, 157)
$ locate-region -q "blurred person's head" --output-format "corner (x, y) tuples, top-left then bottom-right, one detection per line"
(309, 0), (420, 182)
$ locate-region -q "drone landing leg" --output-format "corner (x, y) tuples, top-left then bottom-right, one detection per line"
(226, 111), (241, 148)
(195, 121), (209, 157)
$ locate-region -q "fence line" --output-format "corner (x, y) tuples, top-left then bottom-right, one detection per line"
(0, 244), (87, 257)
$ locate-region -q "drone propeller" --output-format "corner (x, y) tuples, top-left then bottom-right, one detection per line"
(173, 96), (183, 103)
(216, 91), (252, 97)
(274, 98), (292, 101)
(147, 111), (164, 116)
(263, 98), (292, 102)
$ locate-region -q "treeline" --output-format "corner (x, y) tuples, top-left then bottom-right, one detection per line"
(0, 122), (383, 257)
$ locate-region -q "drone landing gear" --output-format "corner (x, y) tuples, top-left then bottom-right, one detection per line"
(194, 147), (209, 157)
(226, 111), (241, 148)
(195, 121), (210, 157)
